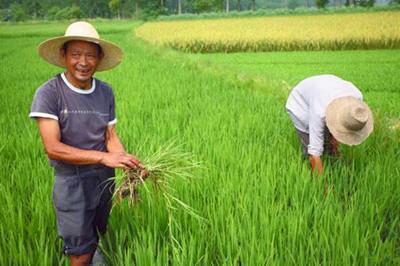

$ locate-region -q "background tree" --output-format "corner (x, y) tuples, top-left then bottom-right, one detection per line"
(288, 0), (299, 9)
(138, 0), (163, 20)
(357, 0), (375, 6)
(316, 0), (329, 8)
(23, 0), (41, 18)
(251, 0), (256, 10)
(178, 0), (182, 13)
(10, 3), (27, 21)
(193, 0), (214, 12)
(135, 0), (140, 17)
(0, 0), (394, 20)
(214, 0), (224, 11)
(109, 0), (120, 18)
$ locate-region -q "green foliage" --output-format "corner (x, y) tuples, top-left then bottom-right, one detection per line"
(22, 0), (40, 18)
(48, 5), (81, 20)
(0, 0), (398, 21)
(193, 0), (215, 12)
(156, 5), (400, 21)
(357, 0), (376, 7)
(0, 9), (9, 20)
(316, 0), (329, 8)
(139, 0), (164, 21)
(46, 6), (61, 20)
(10, 3), (27, 21)
(287, 0), (300, 10)
(67, 5), (82, 19)
(108, 0), (120, 16)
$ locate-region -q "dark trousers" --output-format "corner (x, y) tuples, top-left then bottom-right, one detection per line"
(53, 165), (115, 256)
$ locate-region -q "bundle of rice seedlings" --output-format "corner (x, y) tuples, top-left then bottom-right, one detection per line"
(112, 141), (203, 253)
(112, 141), (203, 219)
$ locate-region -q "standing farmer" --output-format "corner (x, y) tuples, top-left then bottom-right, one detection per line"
(286, 74), (373, 175)
(30, 21), (144, 265)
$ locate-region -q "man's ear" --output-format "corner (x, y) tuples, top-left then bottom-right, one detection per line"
(59, 47), (66, 58)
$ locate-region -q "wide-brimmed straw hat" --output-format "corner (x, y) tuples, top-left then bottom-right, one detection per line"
(326, 96), (373, 146)
(38, 21), (123, 71)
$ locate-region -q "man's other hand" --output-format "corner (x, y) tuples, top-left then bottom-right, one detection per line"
(101, 152), (142, 170)
(309, 155), (323, 176)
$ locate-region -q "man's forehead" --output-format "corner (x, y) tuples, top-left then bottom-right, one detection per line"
(65, 40), (99, 50)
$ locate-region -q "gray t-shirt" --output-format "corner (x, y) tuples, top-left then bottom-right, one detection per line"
(30, 73), (117, 174)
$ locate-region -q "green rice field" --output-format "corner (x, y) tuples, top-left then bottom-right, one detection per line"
(0, 20), (399, 265)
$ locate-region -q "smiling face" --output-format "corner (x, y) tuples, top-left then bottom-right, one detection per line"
(61, 40), (103, 89)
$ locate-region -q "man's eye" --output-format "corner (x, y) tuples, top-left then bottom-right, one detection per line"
(72, 53), (80, 57)
(87, 54), (96, 59)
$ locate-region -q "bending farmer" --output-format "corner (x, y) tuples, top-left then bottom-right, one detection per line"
(286, 74), (373, 175)
(29, 21), (145, 265)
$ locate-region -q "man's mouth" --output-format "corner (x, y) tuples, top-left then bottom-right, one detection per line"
(77, 68), (91, 75)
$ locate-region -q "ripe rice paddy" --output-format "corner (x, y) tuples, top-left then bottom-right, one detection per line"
(136, 11), (400, 53)
(0, 20), (399, 265)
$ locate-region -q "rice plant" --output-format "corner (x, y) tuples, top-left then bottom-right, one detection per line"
(112, 141), (203, 260)
(136, 12), (400, 53)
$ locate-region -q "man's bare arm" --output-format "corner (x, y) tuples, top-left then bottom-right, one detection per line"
(105, 125), (126, 153)
(37, 118), (139, 169)
(105, 125), (148, 172)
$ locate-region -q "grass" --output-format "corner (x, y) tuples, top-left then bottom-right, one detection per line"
(0, 21), (399, 265)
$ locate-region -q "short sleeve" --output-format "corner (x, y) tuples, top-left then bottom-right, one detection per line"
(29, 85), (59, 121)
(108, 89), (117, 126)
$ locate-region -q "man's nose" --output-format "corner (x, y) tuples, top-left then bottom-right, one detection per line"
(78, 55), (88, 65)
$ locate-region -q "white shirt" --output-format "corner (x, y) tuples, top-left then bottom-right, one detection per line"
(285, 75), (363, 156)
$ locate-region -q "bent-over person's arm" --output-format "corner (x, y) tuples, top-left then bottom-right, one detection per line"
(308, 99), (326, 176)
(36, 118), (139, 169)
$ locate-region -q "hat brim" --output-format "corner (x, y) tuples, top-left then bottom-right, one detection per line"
(38, 36), (123, 71)
(326, 96), (373, 146)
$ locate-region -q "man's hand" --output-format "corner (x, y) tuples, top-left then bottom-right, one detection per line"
(100, 152), (142, 170)
(309, 155), (323, 176)
(139, 167), (149, 179)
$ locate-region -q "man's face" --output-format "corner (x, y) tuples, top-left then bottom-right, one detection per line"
(61, 40), (103, 88)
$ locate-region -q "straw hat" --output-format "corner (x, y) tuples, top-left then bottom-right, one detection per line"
(326, 96), (373, 146)
(38, 21), (123, 71)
